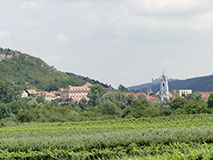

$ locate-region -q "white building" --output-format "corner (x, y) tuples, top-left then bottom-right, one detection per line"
(172, 89), (192, 97)
(21, 91), (28, 98)
(160, 71), (170, 101)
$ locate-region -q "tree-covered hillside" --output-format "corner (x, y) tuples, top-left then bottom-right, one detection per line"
(0, 48), (108, 91)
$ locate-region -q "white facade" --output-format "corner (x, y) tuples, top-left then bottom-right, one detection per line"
(160, 72), (170, 101)
(172, 89), (192, 97)
(21, 91), (28, 98)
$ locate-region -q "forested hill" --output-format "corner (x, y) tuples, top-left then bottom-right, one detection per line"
(0, 48), (109, 91)
(129, 75), (213, 93)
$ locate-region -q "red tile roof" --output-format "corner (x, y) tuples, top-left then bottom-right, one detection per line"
(27, 89), (37, 95)
(84, 83), (92, 87)
(124, 93), (146, 99)
(146, 95), (159, 100)
(200, 92), (211, 99)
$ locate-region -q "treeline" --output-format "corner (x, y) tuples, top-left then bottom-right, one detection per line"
(0, 81), (213, 125)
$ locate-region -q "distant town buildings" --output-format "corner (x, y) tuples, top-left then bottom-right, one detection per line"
(60, 83), (92, 102)
(124, 71), (211, 102)
(172, 89), (192, 97)
(147, 86), (153, 95)
(21, 72), (212, 104)
(21, 83), (92, 103)
(124, 93), (146, 99)
(200, 92), (211, 101)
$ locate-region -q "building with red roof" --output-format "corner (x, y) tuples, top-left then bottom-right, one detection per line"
(26, 89), (37, 95)
(124, 93), (146, 99)
(124, 92), (160, 102)
(60, 83), (92, 102)
(200, 92), (211, 100)
(146, 95), (160, 102)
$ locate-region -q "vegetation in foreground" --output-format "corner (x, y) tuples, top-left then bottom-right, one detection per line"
(0, 57), (213, 159)
(0, 114), (212, 159)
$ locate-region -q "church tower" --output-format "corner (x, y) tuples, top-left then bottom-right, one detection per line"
(160, 71), (169, 101)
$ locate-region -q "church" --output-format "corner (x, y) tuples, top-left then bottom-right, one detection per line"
(159, 71), (170, 101)
(153, 71), (170, 101)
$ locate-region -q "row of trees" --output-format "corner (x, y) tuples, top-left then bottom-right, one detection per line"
(0, 81), (213, 124)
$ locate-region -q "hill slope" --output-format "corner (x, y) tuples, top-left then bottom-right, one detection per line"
(129, 75), (213, 93)
(0, 48), (108, 90)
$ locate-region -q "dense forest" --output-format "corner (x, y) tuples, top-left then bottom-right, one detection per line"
(0, 48), (109, 91)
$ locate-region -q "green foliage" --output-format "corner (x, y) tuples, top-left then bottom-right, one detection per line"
(128, 98), (151, 118)
(0, 48), (107, 91)
(0, 103), (10, 119)
(88, 84), (107, 106)
(143, 107), (161, 117)
(118, 84), (129, 92)
(126, 94), (136, 106)
(170, 97), (187, 110)
(207, 92), (213, 108)
(186, 92), (202, 101)
(36, 95), (45, 104)
(101, 101), (121, 115)
(183, 100), (208, 114)
(0, 81), (18, 103)
(0, 114), (212, 159)
(78, 98), (87, 110)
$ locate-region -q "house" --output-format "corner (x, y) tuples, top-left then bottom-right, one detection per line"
(200, 92), (211, 101)
(172, 89), (192, 97)
(21, 91), (28, 98)
(60, 83), (92, 102)
(26, 89), (37, 96)
(124, 93), (146, 99)
(146, 95), (160, 102)
(44, 92), (58, 102)
(124, 92), (160, 102)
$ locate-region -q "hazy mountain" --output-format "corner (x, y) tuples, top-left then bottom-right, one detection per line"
(129, 75), (213, 93)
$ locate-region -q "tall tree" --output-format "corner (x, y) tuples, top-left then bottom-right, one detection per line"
(129, 98), (151, 118)
(88, 84), (106, 106)
(207, 93), (213, 108)
(0, 81), (18, 103)
(169, 97), (187, 110)
(118, 84), (128, 92)
(186, 92), (202, 101)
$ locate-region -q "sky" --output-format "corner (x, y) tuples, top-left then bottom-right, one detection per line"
(0, 0), (213, 88)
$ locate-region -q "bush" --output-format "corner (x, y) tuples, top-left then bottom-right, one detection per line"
(102, 102), (121, 115)
(183, 100), (208, 114)
(170, 97), (187, 110)
(143, 107), (161, 117)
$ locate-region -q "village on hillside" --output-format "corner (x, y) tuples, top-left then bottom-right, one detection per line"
(127, 72), (211, 102)
(21, 83), (93, 103)
(21, 72), (211, 103)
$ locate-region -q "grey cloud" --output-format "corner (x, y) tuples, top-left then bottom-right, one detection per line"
(0, 0), (213, 87)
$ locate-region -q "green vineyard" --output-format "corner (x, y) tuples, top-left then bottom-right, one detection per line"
(0, 114), (212, 159)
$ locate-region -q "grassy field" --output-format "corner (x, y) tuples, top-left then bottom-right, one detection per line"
(0, 114), (212, 159)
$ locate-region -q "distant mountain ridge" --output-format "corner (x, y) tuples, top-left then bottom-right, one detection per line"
(0, 48), (109, 91)
(129, 75), (213, 93)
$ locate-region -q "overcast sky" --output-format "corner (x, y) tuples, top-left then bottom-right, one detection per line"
(0, 0), (213, 88)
